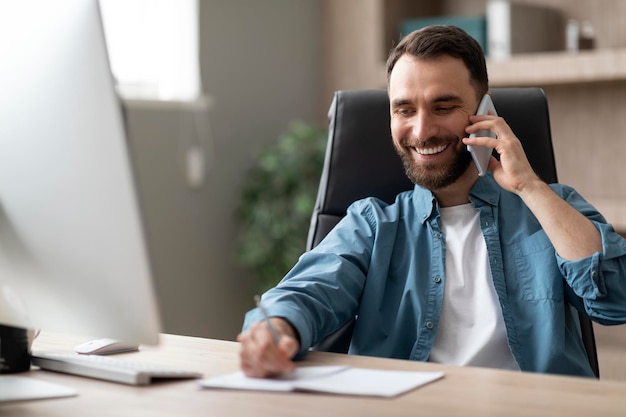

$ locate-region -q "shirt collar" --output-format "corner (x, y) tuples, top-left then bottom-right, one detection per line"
(411, 173), (501, 224)
(469, 173), (501, 207)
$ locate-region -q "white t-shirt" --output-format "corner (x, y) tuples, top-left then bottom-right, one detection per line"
(429, 203), (519, 371)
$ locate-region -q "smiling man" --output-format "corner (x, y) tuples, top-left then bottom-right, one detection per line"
(238, 25), (626, 378)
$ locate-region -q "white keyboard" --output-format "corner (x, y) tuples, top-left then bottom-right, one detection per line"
(32, 352), (202, 386)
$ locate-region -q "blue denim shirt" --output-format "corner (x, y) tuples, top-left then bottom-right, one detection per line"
(244, 174), (626, 377)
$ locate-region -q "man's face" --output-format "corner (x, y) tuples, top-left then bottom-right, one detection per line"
(388, 54), (479, 190)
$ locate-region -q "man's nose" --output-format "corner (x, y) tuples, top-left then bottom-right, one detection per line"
(410, 111), (438, 141)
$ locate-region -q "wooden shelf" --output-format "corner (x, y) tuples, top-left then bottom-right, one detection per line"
(488, 48), (626, 87)
(375, 48), (626, 89)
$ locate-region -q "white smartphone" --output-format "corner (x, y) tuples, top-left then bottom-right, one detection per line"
(467, 94), (498, 176)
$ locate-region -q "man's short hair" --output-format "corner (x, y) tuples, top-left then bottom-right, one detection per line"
(386, 25), (489, 98)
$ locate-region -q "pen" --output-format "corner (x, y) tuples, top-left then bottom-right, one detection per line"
(254, 294), (280, 345)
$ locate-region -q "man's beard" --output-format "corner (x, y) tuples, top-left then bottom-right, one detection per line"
(394, 137), (473, 190)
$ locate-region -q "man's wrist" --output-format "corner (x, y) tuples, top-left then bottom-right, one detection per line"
(270, 317), (300, 344)
(516, 176), (548, 200)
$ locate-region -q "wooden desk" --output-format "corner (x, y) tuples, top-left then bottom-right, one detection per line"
(2, 332), (626, 416)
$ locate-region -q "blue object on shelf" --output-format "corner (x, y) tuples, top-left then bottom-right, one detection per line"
(400, 15), (488, 55)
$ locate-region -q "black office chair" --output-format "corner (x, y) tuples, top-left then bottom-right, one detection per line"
(306, 88), (600, 378)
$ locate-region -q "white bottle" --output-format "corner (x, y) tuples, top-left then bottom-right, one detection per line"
(566, 19), (579, 53)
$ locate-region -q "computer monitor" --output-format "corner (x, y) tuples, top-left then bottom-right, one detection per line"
(0, 0), (161, 348)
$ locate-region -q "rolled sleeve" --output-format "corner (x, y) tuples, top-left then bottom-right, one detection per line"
(558, 221), (626, 323)
(558, 251), (605, 300)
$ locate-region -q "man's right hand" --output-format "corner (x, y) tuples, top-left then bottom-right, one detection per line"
(237, 318), (300, 378)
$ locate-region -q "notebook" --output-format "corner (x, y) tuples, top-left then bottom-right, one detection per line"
(199, 365), (444, 398)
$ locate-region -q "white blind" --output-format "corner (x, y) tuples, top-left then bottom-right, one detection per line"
(99, 0), (201, 101)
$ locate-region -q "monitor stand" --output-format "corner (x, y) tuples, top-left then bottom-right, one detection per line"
(0, 376), (77, 403)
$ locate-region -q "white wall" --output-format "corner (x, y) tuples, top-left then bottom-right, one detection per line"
(125, 0), (321, 341)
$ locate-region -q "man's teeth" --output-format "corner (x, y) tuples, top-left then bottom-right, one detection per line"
(414, 144), (447, 155)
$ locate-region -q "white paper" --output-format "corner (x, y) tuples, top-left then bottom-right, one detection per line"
(198, 366), (347, 392)
(294, 368), (444, 397)
(199, 366), (444, 398)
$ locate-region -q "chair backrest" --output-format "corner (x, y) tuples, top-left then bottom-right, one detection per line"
(307, 88), (599, 378)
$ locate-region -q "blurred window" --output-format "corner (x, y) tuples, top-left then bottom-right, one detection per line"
(99, 0), (200, 101)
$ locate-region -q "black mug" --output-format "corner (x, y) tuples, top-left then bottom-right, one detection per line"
(0, 324), (31, 373)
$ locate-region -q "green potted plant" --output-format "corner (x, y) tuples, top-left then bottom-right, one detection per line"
(236, 121), (327, 292)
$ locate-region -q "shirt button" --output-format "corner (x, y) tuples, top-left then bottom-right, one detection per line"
(433, 276), (441, 283)
(425, 321), (434, 329)
(591, 270), (598, 278)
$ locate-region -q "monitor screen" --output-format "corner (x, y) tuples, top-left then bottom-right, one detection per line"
(0, 0), (161, 345)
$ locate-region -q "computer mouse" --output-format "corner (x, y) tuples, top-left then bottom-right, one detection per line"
(74, 338), (140, 355)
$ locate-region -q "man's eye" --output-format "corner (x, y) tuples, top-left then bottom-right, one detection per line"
(435, 106), (453, 113)
(396, 108), (414, 116)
